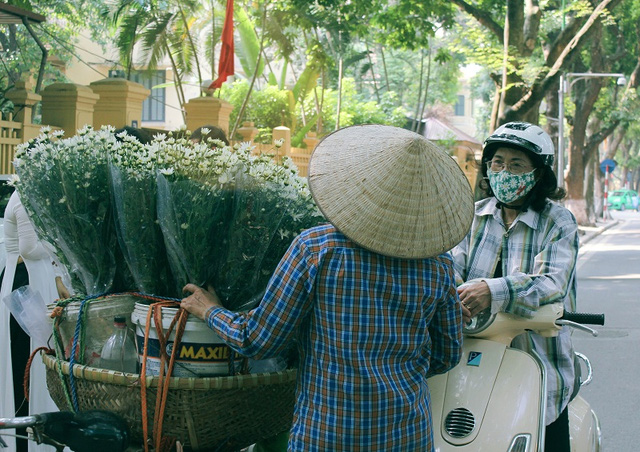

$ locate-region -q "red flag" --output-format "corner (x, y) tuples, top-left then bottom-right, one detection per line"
(209, 0), (234, 90)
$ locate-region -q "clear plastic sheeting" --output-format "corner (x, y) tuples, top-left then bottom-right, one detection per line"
(13, 127), (122, 295)
(156, 173), (233, 299)
(110, 164), (175, 297)
(157, 168), (323, 311)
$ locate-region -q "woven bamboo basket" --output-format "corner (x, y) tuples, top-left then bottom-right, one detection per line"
(43, 353), (297, 451)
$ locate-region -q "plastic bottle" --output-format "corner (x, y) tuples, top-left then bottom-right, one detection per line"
(99, 316), (138, 373)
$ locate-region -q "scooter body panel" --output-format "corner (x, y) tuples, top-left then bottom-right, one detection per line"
(429, 338), (544, 451)
(569, 395), (601, 452)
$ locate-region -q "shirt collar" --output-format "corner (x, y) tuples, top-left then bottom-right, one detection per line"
(477, 197), (540, 230)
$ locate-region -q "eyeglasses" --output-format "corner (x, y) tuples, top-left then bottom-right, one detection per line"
(486, 160), (534, 175)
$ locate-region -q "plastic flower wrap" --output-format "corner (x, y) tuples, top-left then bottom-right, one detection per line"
(13, 126), (131, 295)
(156, 140), (325, 310)
(109, 131), (176, 296)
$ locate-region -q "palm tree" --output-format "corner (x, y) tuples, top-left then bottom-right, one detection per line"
(102, 0), (223, 120)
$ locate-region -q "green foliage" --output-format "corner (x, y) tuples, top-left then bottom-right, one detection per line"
(303, 78), (407, 132)
(371, 1), (457, 50)
(375, 47), (462, 114)
(469, 68), (494, 139)
(434, 137), (458, 155)
(234, 5), (266, 81)
(221, 80), (295, 142)
(0, 0), (108, 95)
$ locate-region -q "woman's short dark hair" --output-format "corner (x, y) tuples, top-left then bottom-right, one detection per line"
(479, 146), (566, 212)
(114, 126), (153, 145)
(190, 125), (229, 146)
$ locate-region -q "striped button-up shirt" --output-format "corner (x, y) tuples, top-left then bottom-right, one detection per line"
(207, 223), (463, 451)
(451, 197), (579, 425)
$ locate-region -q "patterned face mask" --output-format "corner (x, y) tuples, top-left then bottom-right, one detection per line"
(487, 168), (537, 204)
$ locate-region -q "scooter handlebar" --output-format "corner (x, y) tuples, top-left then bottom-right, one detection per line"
(561, 312), (605, 325)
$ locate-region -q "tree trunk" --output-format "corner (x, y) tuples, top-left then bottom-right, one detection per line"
(231, 5), (268, 139)
(584, 158), (594, 220)
(335, 56), (343, 130)
(545, 80), (560, 159)
(379, 45), (391, 91)
(412, 50), (425, 132)
(418, 45), (433, 129)
(564, 21), (607, 224)
(366, 42), (381, 103)
(593, 157), (604, 219)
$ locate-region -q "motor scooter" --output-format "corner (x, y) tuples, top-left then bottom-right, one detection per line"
(427, 302), (604, 451)
(0, 410), (129, 452)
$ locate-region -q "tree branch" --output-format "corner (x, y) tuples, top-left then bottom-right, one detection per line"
(501, 0), (622, 122)
(449, 0), (504, 43)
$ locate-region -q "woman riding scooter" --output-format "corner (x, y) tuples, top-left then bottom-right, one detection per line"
(451, 122), (579, 452)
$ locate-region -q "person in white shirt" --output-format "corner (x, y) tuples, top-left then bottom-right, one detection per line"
(0, 190), (70, 452)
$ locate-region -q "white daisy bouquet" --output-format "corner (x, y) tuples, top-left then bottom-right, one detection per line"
(108, 130), (176, 296)
(13, 127), (324, 309)
(13, 126), (132, 295)
(154, 137), (324, 309)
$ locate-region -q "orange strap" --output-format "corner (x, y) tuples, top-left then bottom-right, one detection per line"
(140, 300), (189, 452)
(23, 347), (54, 401)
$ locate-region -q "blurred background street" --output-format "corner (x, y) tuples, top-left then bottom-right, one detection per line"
(573, 210), (640, 451)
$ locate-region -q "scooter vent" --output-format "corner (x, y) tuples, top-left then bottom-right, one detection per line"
(444, 407), (475, 438)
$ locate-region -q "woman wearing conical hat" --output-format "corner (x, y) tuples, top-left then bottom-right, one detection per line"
(182, 125), (474, 451)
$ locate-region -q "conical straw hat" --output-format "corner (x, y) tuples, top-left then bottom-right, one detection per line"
(308, 125), (474, 258)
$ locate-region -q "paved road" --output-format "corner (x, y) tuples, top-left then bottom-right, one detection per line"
(573, 210), (640, 452)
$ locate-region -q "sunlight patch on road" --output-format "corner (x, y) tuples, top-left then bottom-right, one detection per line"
(602, 228), (640, 235)
(580, 244), (640, 252)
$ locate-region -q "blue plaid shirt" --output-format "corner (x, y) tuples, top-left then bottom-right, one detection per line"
(207, 223), (463, 451)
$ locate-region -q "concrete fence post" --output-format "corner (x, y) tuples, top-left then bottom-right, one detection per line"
(272, 126), (291, 158)
(183, 96), (234, 137)
(41, 83), (99, 137)
(90, 78), (150, 129)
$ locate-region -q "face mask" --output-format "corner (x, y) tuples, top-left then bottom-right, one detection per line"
(487, 169), (537, 204)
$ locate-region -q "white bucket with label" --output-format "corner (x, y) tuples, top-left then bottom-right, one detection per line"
(46, 294), (138, 367)
(131, 302), (242, 377)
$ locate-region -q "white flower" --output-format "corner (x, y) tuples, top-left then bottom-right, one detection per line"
(219, 172), (232, 184)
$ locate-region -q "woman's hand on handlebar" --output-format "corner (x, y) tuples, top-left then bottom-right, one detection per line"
(458, 280), (491, 322)
(181, 283), (223, 320)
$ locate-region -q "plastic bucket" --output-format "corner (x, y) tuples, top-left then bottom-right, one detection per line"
(131, 302), (241, 377)
(46, 294), (139, 367)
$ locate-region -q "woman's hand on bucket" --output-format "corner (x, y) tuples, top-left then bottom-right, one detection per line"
(181, 283), (223, 320)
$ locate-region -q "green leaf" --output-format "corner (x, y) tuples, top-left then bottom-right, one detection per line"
(292, 115), (318, 147)
(293, 64), (320, 104)
(234, 5), (265, 79)
(279, 58), (289, 90)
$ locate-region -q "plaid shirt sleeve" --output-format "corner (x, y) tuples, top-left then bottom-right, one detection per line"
(206, 233), (316, 358)
(451, 232), (470, 286)
(427, 256), (463, 377)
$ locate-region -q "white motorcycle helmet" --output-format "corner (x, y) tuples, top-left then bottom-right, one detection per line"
(482, 122), (555, 167)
